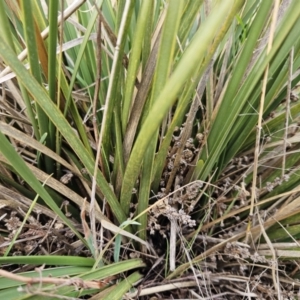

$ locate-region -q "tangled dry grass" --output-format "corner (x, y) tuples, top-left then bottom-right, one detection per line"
(1, 1), (300, 299)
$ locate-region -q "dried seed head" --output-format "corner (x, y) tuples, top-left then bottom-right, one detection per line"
(60, 172), (74, 184)
(196, 133), (203, 141)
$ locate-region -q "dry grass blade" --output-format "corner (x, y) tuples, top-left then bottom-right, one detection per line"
(1, 0), (300, 298)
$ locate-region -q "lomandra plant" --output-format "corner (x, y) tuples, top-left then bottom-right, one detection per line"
(0, 0), (300, 298)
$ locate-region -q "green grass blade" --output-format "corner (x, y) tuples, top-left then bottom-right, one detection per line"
(121, 0), (153, 133)
(0, 1), (16, 51)
(47, 0), (59, 151)
(177, 0), (204, 45)
(224, 17), (300, 162)
(63, 0), (102, 158)
(54, 259), (145, 298)
(102, 272), (142, 300)
(20, 0), (49, 145)
(0, 2), (40, 140)
(135, 0), (184, 239)
(120, 0), (244, 213)
(0, 255), (94, 266)
(0, 129), (85, 245)
(197, 0), (300, 180)
(101, 0), (135, 170)
(0, 37), (127, 225)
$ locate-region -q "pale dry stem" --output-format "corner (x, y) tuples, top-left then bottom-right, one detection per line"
(247, 0), (280, 243)
(0, 268), (114, 290)
(282, 47), (294, 176)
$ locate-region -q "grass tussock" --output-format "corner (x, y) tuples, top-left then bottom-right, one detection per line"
(0, 0), (300, 299)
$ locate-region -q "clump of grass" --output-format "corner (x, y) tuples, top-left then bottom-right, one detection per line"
(0, 0), (300, 298)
